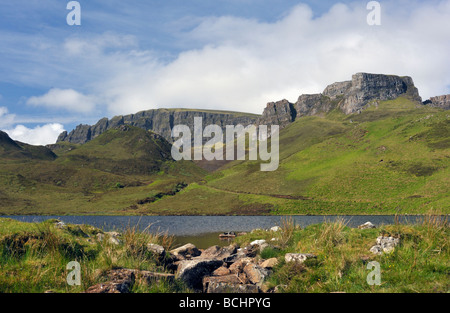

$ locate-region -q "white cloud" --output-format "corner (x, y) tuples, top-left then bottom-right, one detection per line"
(4, 123), (65, 146)
(96, 1), (450, 115)
(63, 32), (138, 56)
(0, 106), (16, 128)
(3, 1), (450, 119)
(26, 88), (97, 113)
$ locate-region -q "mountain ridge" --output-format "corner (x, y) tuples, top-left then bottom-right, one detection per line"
(56, 72), (448, 146)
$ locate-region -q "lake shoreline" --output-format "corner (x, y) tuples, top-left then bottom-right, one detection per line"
(0, 215), (448, 293)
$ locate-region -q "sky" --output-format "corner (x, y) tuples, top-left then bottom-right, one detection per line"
(0, 0), (449, 145)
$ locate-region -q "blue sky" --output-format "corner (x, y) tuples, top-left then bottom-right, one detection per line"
(0, 0), (449, 145)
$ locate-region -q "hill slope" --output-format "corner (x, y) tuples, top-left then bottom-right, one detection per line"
(0, 131), (56, 160)
(0, 127), (206, 215)
(139, 97), (449, 215)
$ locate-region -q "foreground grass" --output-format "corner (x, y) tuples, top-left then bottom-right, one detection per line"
(0, 218), (186, 293)
(234, 214), (449, 293)
(0, 214), (448, 293)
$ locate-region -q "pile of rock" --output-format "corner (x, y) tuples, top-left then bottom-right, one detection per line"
(369, 236), (400, 255)
(168, 239), (317, 293)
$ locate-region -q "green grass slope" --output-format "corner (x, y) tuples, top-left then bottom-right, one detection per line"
(0, 131), (56, 161)
(141, 98), (449, 215)
(0, 127), (206, 215)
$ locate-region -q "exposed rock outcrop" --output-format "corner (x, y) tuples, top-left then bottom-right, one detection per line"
(57, 72), (430, 145)
(342, 73), (422, 114)
(370, 236), (400, 255)
(258, 72), (423, 129)
(424, 94), (450, 110)
(258, 99), (296, 128)
(57, 109), (260, 145)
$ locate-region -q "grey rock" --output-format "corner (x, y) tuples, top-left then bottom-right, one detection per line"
(85, 269), (135, 293)
(176, 258), (224, 290)
(270, 226), (281, 232)
(285, 253), (317, 264)
(424, 94), (450, 110)
(323, 80), (352, 99)
(258, 99), (296, 129)
(260, 258), (278, 269)
(203, 274), (242, 292)
(57, 109), (259, 145)
(370, 236), (400, 254)
(200, 244), (237, 261)
(295, 94), (337, 117)
(206, 282), (260, 293)
(358, 221), (376, 229)
(170, 243), (201, 260)
(147, 243), (166, 261)
(243, 263), (271, 286)
(340, 73), (422, 114)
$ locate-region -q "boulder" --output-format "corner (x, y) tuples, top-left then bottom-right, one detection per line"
(132, 270), (175, 285)
(270, 226), (281, 232)
(370, 236), (400, 254)
(285, 253), (317, 264)
(203, 275), (242, 292)
(54, 221), (67, 229)
(212, 266), (231, 276)
(176, 258), (223, 290)
(170, 243), (201, 260)
(206, 282), (260, 293)
(250, 239), (266, 246)
(229, 257), (254, 274)
(147, 243), (166, 261)
(85, 269), (135, 293)
(260, 258), (278, 269)
(243, 263), (271, 286)
(201, 244), (237, 261)
(358, 222), (376, 229)
(96, 232), (121, 245)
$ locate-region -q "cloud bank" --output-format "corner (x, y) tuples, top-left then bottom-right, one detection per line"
(4, 123), (65, 146)
(72, 1), (450, 115)
(27, 88), (97, 113)
(2, 1), (450, 146)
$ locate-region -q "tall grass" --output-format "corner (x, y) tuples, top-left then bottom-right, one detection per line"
(0, 219), (178, 293)
(316, 217), (348, 250)
(279, 216), (297, 247)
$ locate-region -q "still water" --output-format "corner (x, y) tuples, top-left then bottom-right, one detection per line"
(4, 215), (426, 249)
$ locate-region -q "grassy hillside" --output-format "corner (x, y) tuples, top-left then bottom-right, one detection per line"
(0, 215), (448, 293)
(1, 99), (448, 215)
(0, 127), (206, 215)
(139, 98), (449, 215)
(0, 131), (56, 161)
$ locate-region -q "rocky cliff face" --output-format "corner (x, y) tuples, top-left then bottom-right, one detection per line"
(58, 73), (431, 145)
(424, 94), (450, 110)
(57, 109), (260, 145)
(257, 99), (296, 128)
(258, 72), (423, 127)
(341, 73), (421, 114)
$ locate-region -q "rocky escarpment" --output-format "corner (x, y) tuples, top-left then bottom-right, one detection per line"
(257, 99), (296, 128)
(57, 109), (260, 145)
(259, 72), (423, 127)
(423, 94), (450, 110)
(57, 73), (438, 145)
